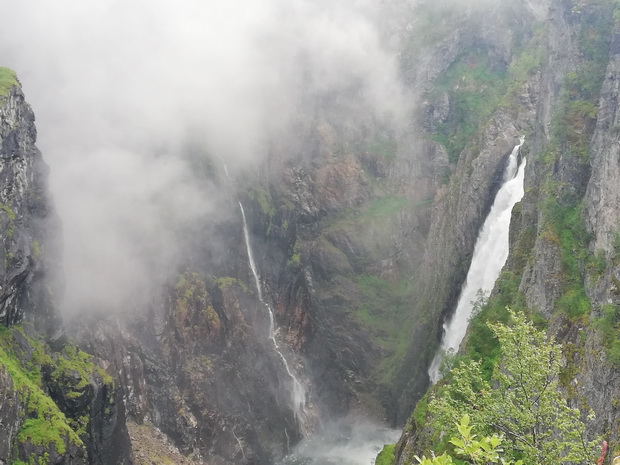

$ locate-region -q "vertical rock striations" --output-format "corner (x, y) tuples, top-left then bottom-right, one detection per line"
(0, 71), (60, 335)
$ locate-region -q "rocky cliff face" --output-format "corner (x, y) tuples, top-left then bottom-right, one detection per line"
(0, 77), (60, 335)
(0, 72), (131, 465)
(394, 0), (620, 461)
(70, 269), (307, 465)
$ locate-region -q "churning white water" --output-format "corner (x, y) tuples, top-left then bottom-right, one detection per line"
(278, 420), (400, 465)
(239, 202), (309, 432)
(428, 140), (526, 384)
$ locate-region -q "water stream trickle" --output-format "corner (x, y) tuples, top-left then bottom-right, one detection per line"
(239, 202), (309, 432)
(428, 140), (527, 384)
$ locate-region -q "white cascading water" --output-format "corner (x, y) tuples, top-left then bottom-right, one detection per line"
(239, 202), (309, 433)
(428, 139), (527, 384)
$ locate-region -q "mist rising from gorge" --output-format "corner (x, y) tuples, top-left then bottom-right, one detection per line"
(0, 0), (410, 314)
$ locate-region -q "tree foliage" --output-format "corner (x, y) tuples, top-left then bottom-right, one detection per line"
(416, 415), (522, 465)
(428, 310), (599, 464)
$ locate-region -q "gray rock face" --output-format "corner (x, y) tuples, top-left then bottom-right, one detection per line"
(70, 268), (306, 465)
(585, 25), (620, 255)
(0, 364), (23, 464)
(395, 0), (620, 461)
(0, 83), (60, 335)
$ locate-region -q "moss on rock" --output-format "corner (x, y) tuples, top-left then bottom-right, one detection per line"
(0, 67), (17, 101)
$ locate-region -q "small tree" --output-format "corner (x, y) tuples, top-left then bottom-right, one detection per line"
(416, 415), (523, 465)
(428, 310), (599, 464)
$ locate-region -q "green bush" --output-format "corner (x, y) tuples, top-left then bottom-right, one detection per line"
(593, 304), (620, 365)
(376, 444), (396, 465)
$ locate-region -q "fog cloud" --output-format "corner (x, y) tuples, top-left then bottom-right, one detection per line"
(0, 0), (408, 313)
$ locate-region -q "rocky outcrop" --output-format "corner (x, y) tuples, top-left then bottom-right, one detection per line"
(70, 267), (307, 465)
(585, 24), (620, 254)
(0, 75), (131, 465)
(0, 325), (131, 465)
(0, 79), (61, 336)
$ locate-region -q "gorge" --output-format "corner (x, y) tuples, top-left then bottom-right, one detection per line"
(1, 0), (620, 464)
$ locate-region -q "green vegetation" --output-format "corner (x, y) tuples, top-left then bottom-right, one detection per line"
(553, 97), (598, 161)
(431, 52), (507, 163)
(412, 393), (429, 430)
(324, 195), (411, 235)
(0, 67), (17, 100)
(365, 133), (398, 161)
(287, 240), (302, 268)
(0, 203), (16, 222)
(613, 232), (620, 265)
(541, 200), (592, 319)
(593, 304), (620, 365)
(52, 343), (114, 389)
(376, 444), (396, 465)
(0, 203), (16, 245)
(353, 274), (414, 386)
(314, 193), (420, 391)
(215, 276), (246, 292)
(0, 325), (114, 460)
(425, 311), (599, 465)
(248, 187), (276, 234)
(31, 241), (42, 260)
(363, 196), (410, 219)
(17, 418), (74, 455)
(400, 0), (461, 52)
(175, 271), (221, 326)
(0, 332), (82, 455)
(551, 0), (614, 161)
(518, 0), (616, 323)
(464, 271), (526, 378)
(415, 416), (523, 465)
(426, 0), (614, 166)
(430, 27), (545, 164)
(403, 2), (619, 464)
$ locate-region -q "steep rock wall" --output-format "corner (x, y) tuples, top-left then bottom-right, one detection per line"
(0, 78), (60, 335)
(71, 264), (308, 465)
(0, 74), (131, 465)
(394, 0), (620, 462)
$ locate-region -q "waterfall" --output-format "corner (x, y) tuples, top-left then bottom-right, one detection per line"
(428, 140), (526, 384)
(239, 202), (309, 432)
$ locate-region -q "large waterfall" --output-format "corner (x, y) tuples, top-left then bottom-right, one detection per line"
(239, 202), (309, 432)
(428, 140), (526, 384)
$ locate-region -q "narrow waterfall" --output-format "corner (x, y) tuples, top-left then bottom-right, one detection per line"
(239, 202), (309, 432)
(428, 140), (526, 384)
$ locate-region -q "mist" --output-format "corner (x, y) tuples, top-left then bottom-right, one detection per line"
(0, 0), (409, 314)
(279, 418), (401, 465)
